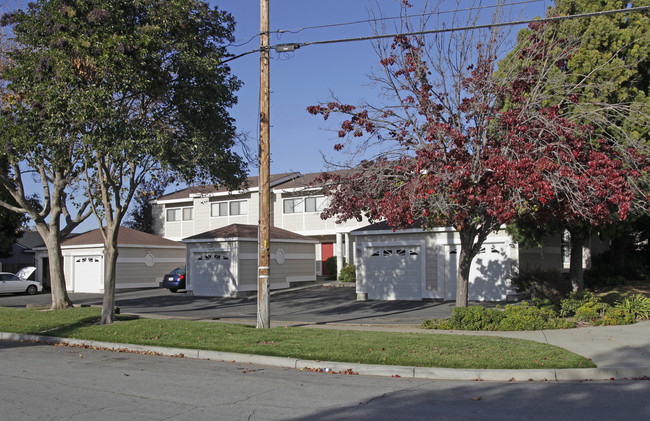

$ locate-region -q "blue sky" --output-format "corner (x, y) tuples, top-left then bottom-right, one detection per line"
(213, 0), (550, 176)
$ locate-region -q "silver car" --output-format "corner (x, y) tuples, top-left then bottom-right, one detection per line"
(0, 267), (42, 295)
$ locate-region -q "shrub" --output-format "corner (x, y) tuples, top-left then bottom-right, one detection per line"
(338, 264), (356, 283)
(559, 291), (602, 317)
(510, 267), (571, 304)
(593, 307), (635, 326)
(498, 303), (573, 331)
(615, 294), (650, 320)
(574, 303), (605, 322)
(422, 306), (503, 331)
(421, 303), (573, 331)
(324, 256), (338, 280)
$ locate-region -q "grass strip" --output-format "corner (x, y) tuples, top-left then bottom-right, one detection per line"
(0, 307), (595, 369)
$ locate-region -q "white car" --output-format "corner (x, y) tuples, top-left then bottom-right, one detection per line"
(0, 267), (41, 295)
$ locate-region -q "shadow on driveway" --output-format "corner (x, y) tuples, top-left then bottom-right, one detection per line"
(0, 286), (455, 326)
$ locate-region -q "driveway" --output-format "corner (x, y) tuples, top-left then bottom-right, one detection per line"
(0, 285), (455, 326)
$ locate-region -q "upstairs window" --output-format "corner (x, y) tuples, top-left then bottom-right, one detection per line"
(230, 200), (247, 216)
(166, 207), (193, 222)
(305, 196), (327, 213)
(283, 198), (302, 214)
(284, 196), (327, 214)
(211, 200), (247, 217)
(211, 202), (228, 217)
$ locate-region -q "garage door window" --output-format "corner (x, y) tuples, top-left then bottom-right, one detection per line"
(372, 247), (419, 257)
(196, 253), (229, 261)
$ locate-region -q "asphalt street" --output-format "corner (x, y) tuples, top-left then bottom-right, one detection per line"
(1, 339), (649, 421)
(0, 285), (457, 326)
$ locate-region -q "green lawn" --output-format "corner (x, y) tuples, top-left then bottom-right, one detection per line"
(0, 306), (595, 369)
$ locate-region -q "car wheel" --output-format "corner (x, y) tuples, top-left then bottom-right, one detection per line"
(169, 288), (178, 293)
(26, 285), (37, 295)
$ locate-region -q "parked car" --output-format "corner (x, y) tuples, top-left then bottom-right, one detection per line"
(0, 266), (41, 295)
(161, 266), (186, 293)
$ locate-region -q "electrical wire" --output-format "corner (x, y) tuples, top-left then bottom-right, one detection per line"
(222, 5), (650, 63)
(228, 1), (545, 49)
(296, 5), (650, 49)
(272, 0), (545, 35)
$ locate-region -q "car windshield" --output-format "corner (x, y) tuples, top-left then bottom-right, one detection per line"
(170, 267), (185, 275)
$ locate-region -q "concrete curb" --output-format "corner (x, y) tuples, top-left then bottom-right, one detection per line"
(3, 332), (649, 382)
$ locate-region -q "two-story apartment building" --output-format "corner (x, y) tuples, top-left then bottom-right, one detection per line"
(151, 171), (371, 278)
(152, 170), (607, 301)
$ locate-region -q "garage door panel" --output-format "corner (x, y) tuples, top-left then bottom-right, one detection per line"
(192, 252), (233, 297)
(365, 246), (422, 301)
(73, 256), (103, 293)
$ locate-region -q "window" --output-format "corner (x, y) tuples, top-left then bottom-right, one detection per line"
(284, 196), (327, 214)
(166, 208), (180, 222)
(283, 198), (302, 214)
(210, 200), (247, 217)
(211, 202), (228, 217)
(305, 196), (327, 213)
(230, 200), (247, 216)
(166, 207), (192, 222)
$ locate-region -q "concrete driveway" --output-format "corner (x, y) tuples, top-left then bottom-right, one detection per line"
(0, 285), (455, 326)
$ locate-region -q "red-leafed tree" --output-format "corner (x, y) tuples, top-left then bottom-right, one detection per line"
(308, 4), (648, 307)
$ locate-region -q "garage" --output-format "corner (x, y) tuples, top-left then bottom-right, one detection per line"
(444, 243), (512, 301)
(72, 255), (103, 293)
(191, 251), (233, 296)
(352, 222), (518, 302)
(365, 245), (423, 300)
(183, 224), (318, 297)
(32, 227), (185, 293)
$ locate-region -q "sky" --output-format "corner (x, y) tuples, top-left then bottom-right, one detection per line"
(210, 0), (551, 176)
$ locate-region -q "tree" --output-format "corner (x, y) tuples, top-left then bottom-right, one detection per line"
(308, 2), (646, 307)
(1, 8), (92, 309)
(507, 0), (650, 290)
(2, 0), (247, 321)
(124, 176), (170, 234)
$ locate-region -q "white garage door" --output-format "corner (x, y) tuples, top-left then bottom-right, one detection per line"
(192, 252), (233, 297)
(365, 246), (422, 300)
(445, 244), (510, 301)
(73, 256), (103, 293)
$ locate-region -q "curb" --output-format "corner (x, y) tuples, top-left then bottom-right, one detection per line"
(2, 332), (649, 382)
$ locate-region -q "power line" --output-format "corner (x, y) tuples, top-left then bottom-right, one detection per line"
(221, 5), (650, 63)
(228, 1), (544, 49)
(272, 0), (544, 35)
(298, 5), (650, 49)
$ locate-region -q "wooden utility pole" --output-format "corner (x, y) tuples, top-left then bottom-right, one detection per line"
(257, 0), (271, 329)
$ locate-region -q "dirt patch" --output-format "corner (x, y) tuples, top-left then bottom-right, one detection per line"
(594, 280), (650, 303)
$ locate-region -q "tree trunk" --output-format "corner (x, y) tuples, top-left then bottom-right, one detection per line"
(34, 225), (73, 310)
(456, 228), (479, 308)
(46, 241), (73, 310)
(100, 231), (119, 325)
(569, 228), (586, 292)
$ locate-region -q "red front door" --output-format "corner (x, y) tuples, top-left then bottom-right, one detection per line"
(321, 243), (334, 275)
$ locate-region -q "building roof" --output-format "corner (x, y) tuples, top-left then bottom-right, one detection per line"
(15, 231), (46, 249)
(350, 220), (428, 234)
(272, 169), (355, 192)
(156, 172), (301, 202)
(183, 223), (317, 243)
(60, 227), (183, 248)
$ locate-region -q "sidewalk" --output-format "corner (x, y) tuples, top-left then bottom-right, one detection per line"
(3, 319), (649, 382)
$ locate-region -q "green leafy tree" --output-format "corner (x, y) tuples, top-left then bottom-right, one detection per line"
(2, 0), (247, 322)
(1, 11), (92, 309)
